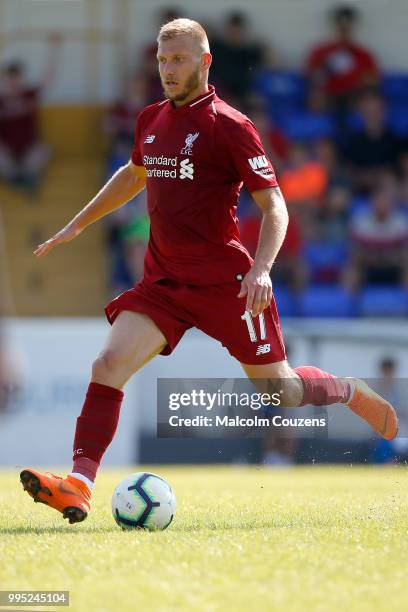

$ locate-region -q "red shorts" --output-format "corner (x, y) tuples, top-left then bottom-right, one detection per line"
(105, 278), (286, 365)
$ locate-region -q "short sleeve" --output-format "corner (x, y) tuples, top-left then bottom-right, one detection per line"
(131, 112), (144, 166)
(223, 118), (278, 192)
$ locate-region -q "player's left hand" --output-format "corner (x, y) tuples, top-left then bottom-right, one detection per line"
(237, 267), (272, 317)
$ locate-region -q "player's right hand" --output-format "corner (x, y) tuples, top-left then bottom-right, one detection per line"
(34, 224), (82, 258)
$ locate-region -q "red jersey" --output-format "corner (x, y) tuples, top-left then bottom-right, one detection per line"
(131, 85), (278, 285)
(307, 41), (379, 96)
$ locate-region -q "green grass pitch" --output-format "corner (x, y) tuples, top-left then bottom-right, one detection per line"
(0, 466), (407, 612)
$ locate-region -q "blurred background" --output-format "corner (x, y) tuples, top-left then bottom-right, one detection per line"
(1, 0), (408, 468)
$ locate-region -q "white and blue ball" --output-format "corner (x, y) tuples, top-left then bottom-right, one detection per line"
(112, 472), (176, 531)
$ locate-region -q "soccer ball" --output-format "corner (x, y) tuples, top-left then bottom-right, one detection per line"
(112, 472), (176, 531)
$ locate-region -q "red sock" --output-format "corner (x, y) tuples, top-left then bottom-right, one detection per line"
(294, 366), (351, 406)
(72, 382), (124, 481)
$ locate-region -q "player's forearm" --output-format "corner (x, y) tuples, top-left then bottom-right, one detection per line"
(68, 164), (145, 233)
(251, 187), (289, 273)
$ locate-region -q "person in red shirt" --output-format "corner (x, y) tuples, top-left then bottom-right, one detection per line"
(0, 35), (61, 191)
(346, 184), (408, 290)
(20, 19), (397, 524)
(306, 5), (379, 112)
(103, 75), (148, 172)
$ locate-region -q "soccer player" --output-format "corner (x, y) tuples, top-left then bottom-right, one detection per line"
(20, 19), (398, 524)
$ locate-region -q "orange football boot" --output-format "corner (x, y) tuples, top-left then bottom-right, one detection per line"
(346, 378), (399, 440)
(20, 469), (91, 524)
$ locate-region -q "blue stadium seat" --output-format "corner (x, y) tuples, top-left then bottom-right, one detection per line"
(304, 241), (348, 282)
(382, 74), (408, 104)
(254, 70), (306, 102)
(300, 286), (356, 317)
(346, 103), (408, 137)
(254, 71), (306, 119)
(280, 112), (335, 142)
(358, 286), (408, 317)
(350, 196), (370, 214)
(273, 286), (298, 317)
(346, 112), (364, 131)
(387, 105), (408, 137)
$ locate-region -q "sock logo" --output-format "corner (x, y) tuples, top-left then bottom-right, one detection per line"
(73, 448), (84, 457)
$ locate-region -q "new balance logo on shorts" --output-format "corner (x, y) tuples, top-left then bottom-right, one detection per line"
(180, 159), (194, 180)
(248, 155), (275, 179)
(256, 343), (271, 355)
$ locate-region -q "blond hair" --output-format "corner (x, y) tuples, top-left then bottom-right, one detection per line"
(157, 18), (210, 53)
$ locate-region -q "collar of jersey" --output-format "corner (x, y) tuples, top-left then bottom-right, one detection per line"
(167, 85), (216, 114)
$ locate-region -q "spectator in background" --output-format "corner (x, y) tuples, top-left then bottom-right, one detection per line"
(249, 104), (289, 172)
(306, 5), (379, 116)
(106, 191), (150, 295)
(399, 157), (408, 209)
(314, 137), (350, 189)
(0, 210), (16, 416)
(376, 358), (401, 407)
(109, 191), (150, 294)
(397, 149), (408, 207)
(306, 86), (330, 115)
(239, 193), (306, 292)
(273, 217), (307, 291)
(240, 139), (316, 292)
(398, 149), (408, 181)
(103, 75), (149, 293)
(103, 75), (148, 176)
(210, 12), (266, 109)
(346, 184), (408, 290)
(343, 90), (399, 194)
(301, 185), (351, 286)
(0, 34), (61, 193)
(317, 185), (351, 243)
(120, 208), (150, 284)
(279, 141), (328, 211)
(372, 358), (408, 463)
(278, 142), (328, 285)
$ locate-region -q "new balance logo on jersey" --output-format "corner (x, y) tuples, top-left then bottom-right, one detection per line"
(256, 343), (271, 356)
(248, 155), (275, 179)
(144, 134), (156, 144)
(180, 158), (194, 180)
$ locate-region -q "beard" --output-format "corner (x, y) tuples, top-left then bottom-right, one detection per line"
(162, 68), (201, 102)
